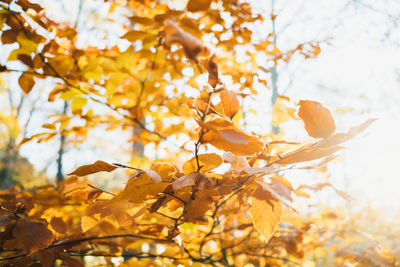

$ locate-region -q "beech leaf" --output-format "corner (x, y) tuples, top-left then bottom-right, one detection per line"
(221, 89), (240, 119)
(172, 172), (215, 191)
(68, 160), (117, 176)
(200, 118), (264, 156)
(18, 73), (35, 94)
(13, 219), (54, 254)
(182, 153), (223, 174)
(319, 118), (377, 147)
(249, 187), (282, 242)
(298, 100), (335, 138)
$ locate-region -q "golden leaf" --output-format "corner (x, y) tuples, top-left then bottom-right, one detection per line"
(298, 100), (335, 138)
(200, 118), (264, 156)
(68, 160), (117, 176)
(182, 153), (223, 174)
(249, 187), (282, 242)
(221, 89), (239, 119)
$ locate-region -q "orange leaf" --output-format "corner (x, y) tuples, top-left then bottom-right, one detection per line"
(182, 153), (223, 174)
(249, 187), (282, 242)
(221, 89), (240, 119)
(200, 118), (264, 156)
(13, 219), (54, 254)
(67, 160), (117, 176)
(298, 100), (335, 138)
(187, 0), (212, 12)
(275, 144), (342, 165)
(18, 73), (35, 94)
(319, 118), (377, 147)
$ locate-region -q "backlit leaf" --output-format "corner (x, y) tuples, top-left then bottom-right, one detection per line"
(298, 100), (335, 138)
(319, 118), (377, 147)
(164, 20), (203, 61)
(249, 187), (282, 242)
(200, 118), (264, 156)
(221, 89), (239, 119)
(182, 153), (223, 174)
(172, 172), (215, 191)
(68, 160), (117, 176)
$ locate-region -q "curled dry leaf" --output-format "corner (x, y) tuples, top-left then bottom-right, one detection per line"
(199, 118), (264, 156)
(221, 89), (240, 119)
(249, 187), (282, 242)
(13, 219), (54, 254)
(182, 153), (223, 174)
(172, 172), (215, 191)
(298, 100), (336, 138)
(68, 160), (117, 176)
(164, 20), (203, 61)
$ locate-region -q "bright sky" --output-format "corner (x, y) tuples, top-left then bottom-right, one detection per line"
(1, 0), (400, 215)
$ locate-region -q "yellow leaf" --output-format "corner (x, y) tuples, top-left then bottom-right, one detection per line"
(81, 216), (99, 232)
(200, 118), (264, 156)
(298, 100), (335, 138)
(221, 89), (239, 119)
(182, 153), (223, 174)
(249, 187), (282, 242)
(118, 172), (168, 203)
(70, 96), (87, 113)
(68, 160), (117, 176)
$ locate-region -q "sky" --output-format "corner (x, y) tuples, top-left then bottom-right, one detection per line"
(1, 0), (400, 215)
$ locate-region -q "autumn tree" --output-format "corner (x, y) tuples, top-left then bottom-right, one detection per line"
(0, 0), (382, 266)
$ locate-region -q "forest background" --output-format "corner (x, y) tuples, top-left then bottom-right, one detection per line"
(0, 0), (399, 266)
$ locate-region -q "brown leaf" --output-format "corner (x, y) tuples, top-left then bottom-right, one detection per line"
(182, 153), (223, 174)
(187, 0), (212, 12)
(18, 73), (35, 94)
(221, 89), (240, 119)
(164, 20), (203, 61)
(249, 187), (282, 242)
(298, 100), (335, 138)
(200, 118), (264, 156)
(172, 172), (215, 191)
(67, 160), (117, 176)
(36, 248), (57, 267)
(205, 54), (219, 87)
(50, 217), (67, 233)
(13, 219), (54, 254)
